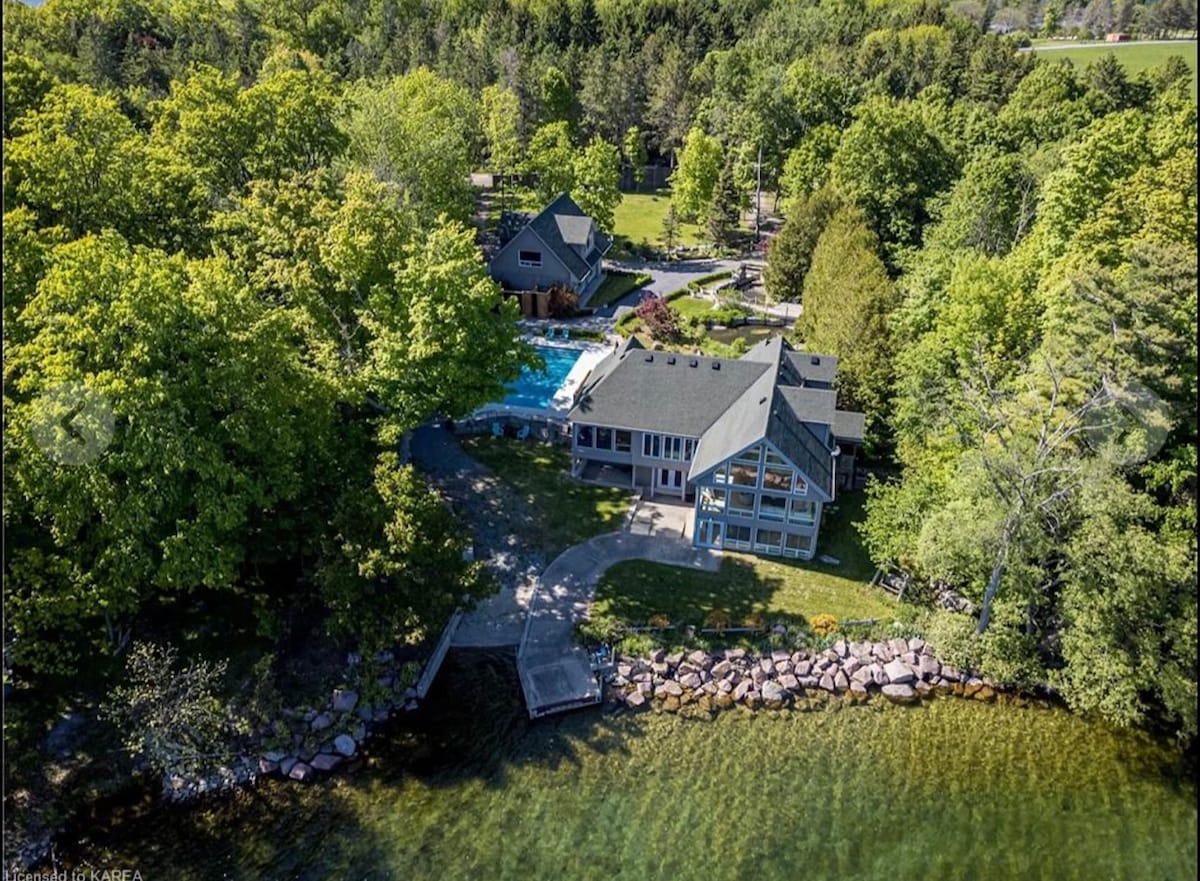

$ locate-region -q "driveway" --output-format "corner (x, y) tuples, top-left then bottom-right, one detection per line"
(590, 257), (743, 317)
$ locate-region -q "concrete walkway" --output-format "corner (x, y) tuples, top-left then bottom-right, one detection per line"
(518, 531), (719, 715)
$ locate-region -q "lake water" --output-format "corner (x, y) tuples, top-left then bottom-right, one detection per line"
(74, 650), (1197, 880)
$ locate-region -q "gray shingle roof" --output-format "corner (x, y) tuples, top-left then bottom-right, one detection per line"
(833, 410), (866, 443)
(569, 350), (768, 437)
(521, 193), (611, 279)
(571, 334), (861, 499)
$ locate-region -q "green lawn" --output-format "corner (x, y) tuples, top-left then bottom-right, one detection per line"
(618, 293), (778, 358)
(1028, 40), (1197, 95)
(461, 437), (631, 556)
(593, 492), (894, 643)
(612, 191), (704, 250)
(588, 270), (652, 308)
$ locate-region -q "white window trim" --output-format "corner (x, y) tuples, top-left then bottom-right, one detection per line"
(518, 250), (543, 268)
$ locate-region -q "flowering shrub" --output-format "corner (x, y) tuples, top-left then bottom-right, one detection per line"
(809, 614), (839, 637)
(634, 293), (681, 341)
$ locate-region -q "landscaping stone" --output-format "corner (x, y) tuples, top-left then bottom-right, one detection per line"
(661, 679), (684, 697)
(848, 680), (868, 696)
(884, 659), (915, 684)
(288, 761), (313, 781)
(334, 735), (357, 757)
(759, 658), (774, 674)
(311, 754), (342, 771)
(833, 669), (849, 692)
(725, 648), (747, 661)
(973, 684), (997, 702)
(626, 690), (646, 709)
(688, 650), (711, 668)
(761, 680), (788, 704)
(774, 661), (792, 676)
(882, 684), (917, 704)
(258, 759), (279, 775)
(649, 649), (666, 664)
(794, 660), (813, 677)
(819, 671), (835, 692)
(733, 680), (753, 702)
(310, 713), (333, 732)
(331, 690), (359, 713)
(833, 639), (849, 658)
(679, 672), (702, 690)
(779, 674), (800, 692)
(918, 655), (941, 679)
(665, 652), (684, 667)
(711, 660), (732, 679)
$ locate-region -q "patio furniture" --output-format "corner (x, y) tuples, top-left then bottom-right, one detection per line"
(516, 424), (530, 440)
(491, 421), (503, 437)
(560, 328), (570, 340)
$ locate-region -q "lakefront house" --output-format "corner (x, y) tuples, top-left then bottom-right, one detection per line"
(567, 336), (865, 560)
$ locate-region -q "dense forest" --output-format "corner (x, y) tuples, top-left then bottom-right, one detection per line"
(2, 0), (1196, 851)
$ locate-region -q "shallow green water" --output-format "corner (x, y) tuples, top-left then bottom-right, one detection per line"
(79, 651), (1196, 881)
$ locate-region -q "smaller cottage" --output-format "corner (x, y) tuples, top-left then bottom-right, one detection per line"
(489, 193), (611, 314)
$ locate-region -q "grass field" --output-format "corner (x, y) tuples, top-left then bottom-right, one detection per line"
(587, 270), (652, 308)
(592, 492), (896, 640)
(1027, 39), (1197, 94)
(612, 191), (704, 250)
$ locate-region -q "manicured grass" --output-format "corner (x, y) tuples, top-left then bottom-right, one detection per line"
(1028, 40), (1197, 94)
(618, 293), (777, 358)
(593, 492), (894, 633)
(588, 271), (652, 308)
(612, 191), (704, 250)
(462, 437), (631, 555)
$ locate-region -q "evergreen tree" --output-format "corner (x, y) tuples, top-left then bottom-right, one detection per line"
(706, 156), (741, 247)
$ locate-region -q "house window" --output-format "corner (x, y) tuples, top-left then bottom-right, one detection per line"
(700, 488), (726, 513)
(729, 463), (758, 486)
(793, 476), (808, 495)
(713, 465), (728, 484)
(783, 532), (812, 559)
(788, 500), (816, 525)
(577, 426), (593, 448)
(518, 250), (542, 268)
(728, 491), (755, 517)
(735, 445), (762, 464)
(762, 466), (793, 492)
(754, 528), (783, 555)
(684, 439), (695, 460)
(597, 427), (613, 450)
(764, 450), (787, 466)
(759, 494), (787, 521)
(726, 524), (752, 550)
(615, 430), (631, 453)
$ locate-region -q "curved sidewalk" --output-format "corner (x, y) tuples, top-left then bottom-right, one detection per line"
(517, 532), (719, 716)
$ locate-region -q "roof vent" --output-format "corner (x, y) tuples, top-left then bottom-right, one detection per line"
(689, 359), (698, 368)
(712, 361), (721, 370)
(810, 356), (820, 365)
(667, 355), (676, 365)
(644, 354), (654, 362)
(759, 396), (767, 405)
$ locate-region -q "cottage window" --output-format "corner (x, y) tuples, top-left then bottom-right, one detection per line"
(597, 427), (613, 450)
(783, 532), (812, 559)
(788, 500), (816, 525)
(615, 430), (631, 453)
(713, 465), (728, 484)
(684, 439), (695, 460)
(764, 450), (787, 466)
(754, 529), (783, 555)
(728, 491), (755, 517)
(735, 445), (762, 464)
(759, 494), (787, 521)
(793, 476), (808, 494)
(726, 524), (752, 550)
(729, 463), (758, 486)
(700, 488), (726, 513)
(518, 250), (542, 268)
(762, 466), (793, 492)
(577, 426), (593, 448)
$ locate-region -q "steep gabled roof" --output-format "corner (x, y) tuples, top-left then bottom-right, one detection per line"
(518, 193), (611, 278)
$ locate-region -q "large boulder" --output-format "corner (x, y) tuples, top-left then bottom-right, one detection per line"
(884, 659), (916, 685)
(761, 680), (788, 705)
(334, 734), (357, 757)
(331, 689), (359, 713)
(881, 684), (917, 704)
(918, 655), (941, 679)
(311, 753), (342, 771)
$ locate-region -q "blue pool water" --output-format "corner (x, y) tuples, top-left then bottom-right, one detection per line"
(501, 345), (583, 409)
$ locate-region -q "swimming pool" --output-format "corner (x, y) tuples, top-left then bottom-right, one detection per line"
(501, 345), (584, 409)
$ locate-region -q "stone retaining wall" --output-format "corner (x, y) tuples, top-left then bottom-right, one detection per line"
(609, 638), (997, 712)
(163, 654), (426, 802)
